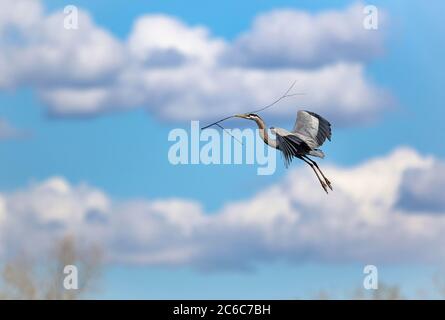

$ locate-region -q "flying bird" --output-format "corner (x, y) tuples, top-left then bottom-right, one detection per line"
(235, 110), (333, 193)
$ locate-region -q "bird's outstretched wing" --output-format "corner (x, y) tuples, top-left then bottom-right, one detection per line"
(292, 110), (332, 149)
(274, 128), (311, 168)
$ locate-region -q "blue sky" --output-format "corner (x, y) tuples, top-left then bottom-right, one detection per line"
(1, 0), (445, 299)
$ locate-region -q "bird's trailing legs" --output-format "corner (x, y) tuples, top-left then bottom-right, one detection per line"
(298, 156), (329, 194)
(302, 155), (332, 190)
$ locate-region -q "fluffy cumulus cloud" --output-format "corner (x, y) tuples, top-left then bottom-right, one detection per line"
(0, 0), (391, 125)
(225, 4), (385, 68)
(127, 15), (226, 67)
(0, 0), (124, 89)
(396, 163), (445, 213)
(2, 147), (445, 270)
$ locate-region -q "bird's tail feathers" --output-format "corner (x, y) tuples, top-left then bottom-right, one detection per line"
(309, 149), (325, 158)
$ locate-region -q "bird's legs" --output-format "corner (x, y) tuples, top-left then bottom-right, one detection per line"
(303, 156), (332, 190)
(298, 156), (329, 194)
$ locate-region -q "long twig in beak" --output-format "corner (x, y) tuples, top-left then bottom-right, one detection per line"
(200, 80), (304, 146)
(201, 116), (244, 146)
(201, 80), (304, 131)
(248, 80), (303, 113)
(216, 123), (244, 145)
(201, 115), (236, 130)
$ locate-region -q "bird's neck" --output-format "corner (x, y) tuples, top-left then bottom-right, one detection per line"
(253, 117), (278, 149)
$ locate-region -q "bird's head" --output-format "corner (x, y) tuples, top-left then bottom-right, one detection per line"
(234, 113), (259, 121)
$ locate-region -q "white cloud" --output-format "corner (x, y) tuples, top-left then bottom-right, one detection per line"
(0, 0), (125, 88)
(225, 4), (385, 68)
(0, 196), (6, 224)
(0, 0), (42, 35)
(6, 177), (110, 224)
(41, 62), (390, 124)
(397, 163), (445, 213)
(127, 15), (226, 66)
(0, 0), (392, 125)
(2, 148), (445, 269)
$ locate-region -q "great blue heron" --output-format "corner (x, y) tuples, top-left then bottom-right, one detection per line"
(235, 110), (333, 193)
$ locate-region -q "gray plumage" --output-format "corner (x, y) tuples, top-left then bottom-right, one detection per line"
(293, 110), (332, 147)
(234, 110), (333, 193)
(274, 110), (332, 167)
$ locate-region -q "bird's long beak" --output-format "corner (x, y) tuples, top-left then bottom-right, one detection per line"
(234, 113), (248, 119)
